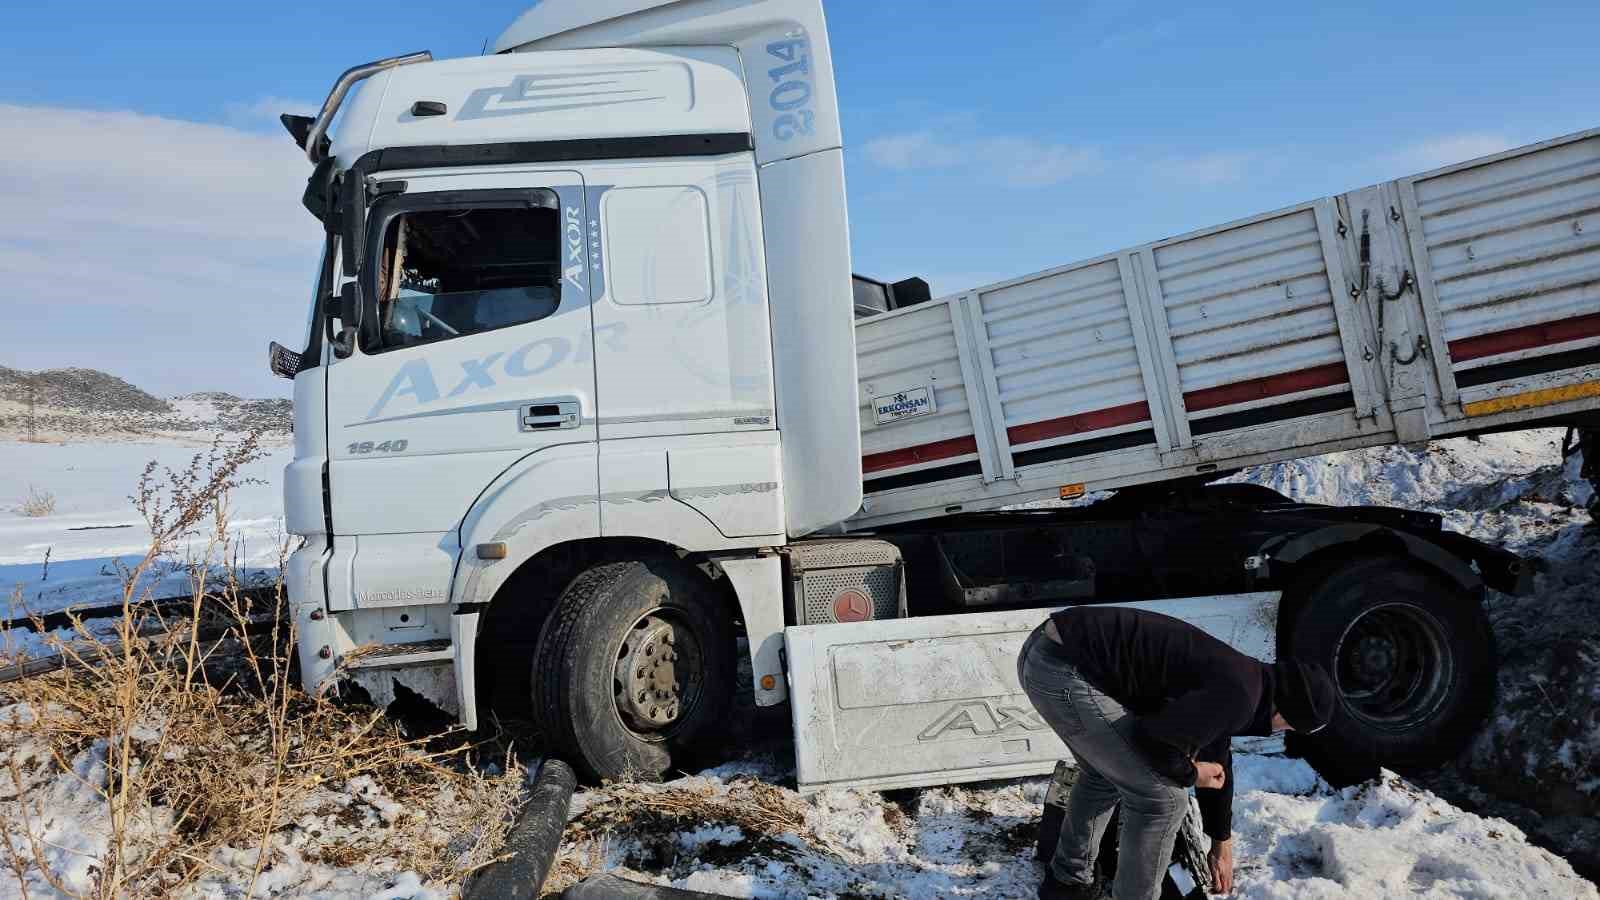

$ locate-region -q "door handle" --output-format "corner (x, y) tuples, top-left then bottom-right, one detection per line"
(519, 399), (581, 431)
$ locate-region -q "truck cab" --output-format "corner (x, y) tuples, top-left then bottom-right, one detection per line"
(278, 0), (879, 778)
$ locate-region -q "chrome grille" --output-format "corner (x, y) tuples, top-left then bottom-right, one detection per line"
(788, 538), (906, 626)
(800, 567), (900, 625)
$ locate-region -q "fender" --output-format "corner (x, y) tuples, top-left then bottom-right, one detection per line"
(450, 442), (788, 726)
(451, 442), (601, 610)
(452, 444), (787, 609)
(448, 443), (598, 732)
(717, 554), (788, 707)
(1266, 523), (1483, 593)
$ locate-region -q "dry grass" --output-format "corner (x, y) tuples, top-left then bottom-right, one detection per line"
(13, 485), (54, 518)
(0, 435), (524, 897)
(544, 777), (811, 895)
(576, 778), (806, 836)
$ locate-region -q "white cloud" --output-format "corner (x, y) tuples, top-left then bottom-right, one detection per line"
(863, 130), (1100, 187)
(0, 103), (323, 398)
(1152, 151), (1259, 187)
(1097, 18), (1180, 52)
(224, 95), (319, 130)
(863, 132), (967, 171)
(1385, 133), (1513, 172)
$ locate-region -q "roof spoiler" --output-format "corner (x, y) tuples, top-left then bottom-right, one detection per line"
(299, 51), (433, 163)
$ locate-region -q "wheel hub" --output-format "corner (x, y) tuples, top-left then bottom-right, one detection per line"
(614, 612), (702, 734)
(1351, 634), (1398, 685)
(1334, 602), (1452, 733)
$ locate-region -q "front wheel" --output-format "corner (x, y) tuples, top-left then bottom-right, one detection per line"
(1287, 556), (1495, 769)
(531, 558), (736, 782)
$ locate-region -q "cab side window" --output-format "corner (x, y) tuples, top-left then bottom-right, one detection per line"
(368, 201), (562, 352)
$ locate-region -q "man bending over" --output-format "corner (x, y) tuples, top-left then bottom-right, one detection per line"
(1018, 606), (1336, 900)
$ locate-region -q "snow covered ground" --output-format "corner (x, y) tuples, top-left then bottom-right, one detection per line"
(0, 438), (290, 621)
(0, 436), (290, 665)
(552, 753), (1595, 898)
(1, 678), (520, 899)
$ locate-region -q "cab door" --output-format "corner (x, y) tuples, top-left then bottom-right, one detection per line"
(323, 171), (597, 611)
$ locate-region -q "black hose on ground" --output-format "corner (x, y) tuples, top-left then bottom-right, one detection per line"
(464, 758), (578, 900)
(562, 873), (730, 899)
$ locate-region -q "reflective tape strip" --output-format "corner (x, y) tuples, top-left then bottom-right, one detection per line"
(1462, 379), (1600, 417)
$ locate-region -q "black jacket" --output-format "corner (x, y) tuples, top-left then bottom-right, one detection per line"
(1049, 606), (1275, 839)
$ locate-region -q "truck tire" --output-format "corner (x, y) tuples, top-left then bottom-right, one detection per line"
(531, 558), (736, 782)
(1287, 556), (1495, 769)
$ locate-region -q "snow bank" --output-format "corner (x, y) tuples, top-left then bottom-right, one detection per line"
(1237, 428), (1600, 875)
(555, 754), (1593, 899)
(1232, 759), (1589, 899)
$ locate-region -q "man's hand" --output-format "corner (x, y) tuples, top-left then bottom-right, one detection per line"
(1207, 836), (1234, 894)
(1193, 761), (1226, 789)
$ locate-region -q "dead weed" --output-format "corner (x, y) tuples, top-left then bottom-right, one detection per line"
(0, 434), (523, 897)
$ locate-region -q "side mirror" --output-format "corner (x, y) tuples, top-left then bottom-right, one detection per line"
(330, 282), (362, 358)
(339, 282), (361, 323)
(268, 341), (303, 380)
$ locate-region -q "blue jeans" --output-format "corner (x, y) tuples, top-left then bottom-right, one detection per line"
(1019, 624), (1189, 900)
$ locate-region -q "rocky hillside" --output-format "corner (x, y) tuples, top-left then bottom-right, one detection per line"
(0, 365), (169, 415)
(0, 366), (291, 440)
(171, 392), (294, 436)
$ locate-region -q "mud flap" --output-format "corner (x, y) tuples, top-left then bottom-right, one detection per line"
(786, 593), (1280, 794)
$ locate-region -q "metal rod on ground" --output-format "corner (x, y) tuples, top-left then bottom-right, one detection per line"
(0, 617), (284, 686)
(563, 874), (731, 899)
(0, 586), (280, 635)
(465, 758), (578, 900)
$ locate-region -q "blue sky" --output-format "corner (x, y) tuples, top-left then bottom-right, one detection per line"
(4, 0), (1599, 397)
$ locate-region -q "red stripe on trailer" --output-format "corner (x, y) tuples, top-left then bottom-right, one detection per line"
(1182, 363), (1349, 413)
(1446, 311), (1600, 364)
(1005, 401), (1152, 447)
(861, 435), (979, 474)
(861, 363), (1352, 474)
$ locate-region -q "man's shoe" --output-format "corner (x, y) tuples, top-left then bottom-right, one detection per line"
(1037, 873), (1100, 900)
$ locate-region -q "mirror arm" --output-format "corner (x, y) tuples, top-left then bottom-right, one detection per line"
(330, 325), (357, 359)
(330, 282), (364, 359)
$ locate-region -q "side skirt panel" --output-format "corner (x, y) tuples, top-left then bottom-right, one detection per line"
(786, 592), (1280, 794)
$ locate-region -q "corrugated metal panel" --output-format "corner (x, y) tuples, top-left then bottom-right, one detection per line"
(1151, 208), (1350, 406)
(847, 128), (1600, 527)
(856, 300), (978, 475)
(1412, 135), (1600, 370)
(977, 258), (1151, 448)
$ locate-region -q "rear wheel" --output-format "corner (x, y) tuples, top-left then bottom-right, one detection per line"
(1287, 556), (1495, 769)
(530, 558), (736, 782)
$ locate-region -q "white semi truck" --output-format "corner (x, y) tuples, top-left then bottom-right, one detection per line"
(272, 0), (1600, 793)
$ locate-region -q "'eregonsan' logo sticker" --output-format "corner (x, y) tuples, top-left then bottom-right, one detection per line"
(872, 386), (936, 425)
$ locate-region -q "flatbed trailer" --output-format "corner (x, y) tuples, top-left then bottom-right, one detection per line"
(853, 128), (1600, 527)
(272, 0), (1596, 794)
